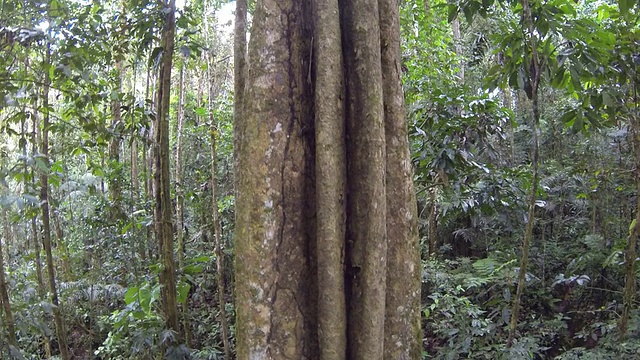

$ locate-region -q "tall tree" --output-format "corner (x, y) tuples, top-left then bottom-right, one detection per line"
(40, 41), (70, 360)
(507, 0), (541, 346)
(174, 62), (191, 347)
(234, 0), (420, 358)
(154, 0), (180, 341)
(31, 105), (51, 358)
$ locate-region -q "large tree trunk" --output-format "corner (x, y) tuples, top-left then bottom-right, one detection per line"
(41, 43), (70, 360)
(154, 0), (180, 341)
(234, 0), (420, 358)
(234, 1), (317, 357)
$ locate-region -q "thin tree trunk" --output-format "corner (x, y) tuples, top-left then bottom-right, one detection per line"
(210, 129), (231, 359)
(0, 215), (17, 349)
(620, 82), (639, 340)
(154, 0), (180, 340)
(131, 131), (144, 262)
(143, 63), (152, 262)
(109, 59), (124, 217)
(201, 21), (232, 354)
(233, 0), (247, 174)
(1, 211), (11, 265)
(504, 88), (516, 164)
(41, 42), (71, 360)
(428, 188), (438, 257)
(175, 64), (186, 278)
(174, 63), (192, 347)
(131, 133), (139, 194)
(452, 16), (464, 82)
(507, 0), (540, 347)
(52, 210), (72, 280)
(31, 107), (51, 358)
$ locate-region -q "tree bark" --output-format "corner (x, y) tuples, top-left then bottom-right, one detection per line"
(0, 213), (17, 349)
(619, 81), (639, 340)
(1, 210), (11, 265)
(451, 16), (464, 82)
(234, 1), (317, 357)
(314, 0), (347, 357)
(175, 63), (186, 278)
(234, 0), (421, 358)
(52, 209), (72, 281)
(41, 42), (70, 360)
(507, 0), (540, 347)
(154, 0), (180, 340)
(109, 59), (124, 217)
(31, 106), (51, 358)
(380, 0), (422, 357)
(341, 0), (388, 357)
(174, 63), (191, 347)
(233, 0), (247, 180)
(210, 128), (231, 359)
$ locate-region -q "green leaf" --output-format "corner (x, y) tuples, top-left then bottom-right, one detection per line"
(447, 4), (459, 23)
(572, 112), (584, 133)
(149, 47), (163, 68)
(551, 69), (565, 88)
(482, 0), (494, 8)
(619, 0), (633, 16)
(124, 287), (138, 305)
(191, 255), (211, 263)
(602, 92), (614, 107)
(569, 68), (582, 91)
(183, 264), (203, 275)
(34, 157), (49, 173)
(139, 286), (153, 313)
(463, 5), (474, 24)
(516, 68), (526, 90)
(585, 111), (602, 128)
(177, 282), (190, 304)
